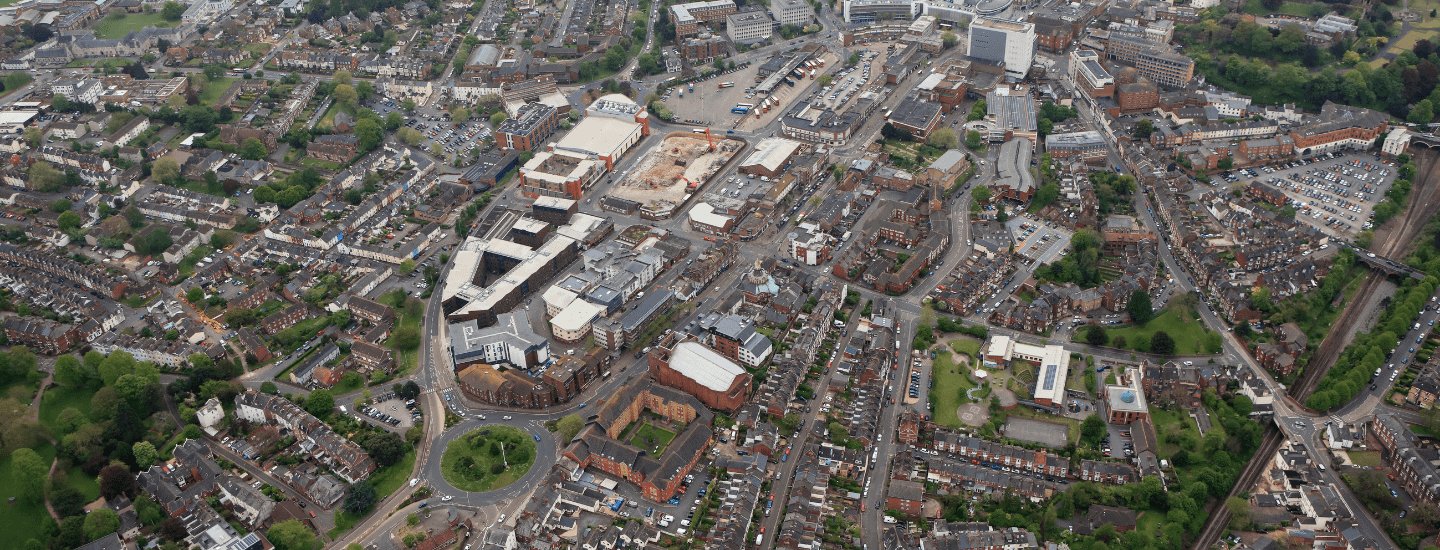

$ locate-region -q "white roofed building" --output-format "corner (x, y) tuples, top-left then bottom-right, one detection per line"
(549, 299), (603, 343)
(649, 338), (753, 411)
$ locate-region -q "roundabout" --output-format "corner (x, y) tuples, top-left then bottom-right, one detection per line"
(439, 425), (538, 493)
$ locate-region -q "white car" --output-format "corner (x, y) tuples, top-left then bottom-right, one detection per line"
(503, 415), (513, 420)
(442, 495), (453, 501)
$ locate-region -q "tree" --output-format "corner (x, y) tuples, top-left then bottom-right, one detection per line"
(267, 520), (317, 550)
(54, 354), (86, 386)
(1225, 496), (1251, 531)
(58, 210), (80, 231)
(967, 100), (987, 121)
(133, 441), (159, 469)
(333, 71), (353, 87)
(343, 481), (377, 515)
(557, 414), (585, 440)
(1411, 99), (1436, 125)
(99, 464), (137, 500)
(84, 508), (120, 542)
(152, 157), (180, 183)
(965, 130), (983, 150)
(1086, 325), (1108, 346)
(333, 84), (358, 109)
(1081, 414), (1106, 445)
(241, 137), (268, 160)
(384, 111), (404, 131)
(29, 161), (64, 192)
(355, 118), (382, 152)
(490, 112), (507, 127)
(211, 230), (236, 249)
(305, 389), (335, 419)
(1127, 290), (1153, 326)
(1150, 331), (1175, 355)
(1134, 118), (1154, 139)
(392, 326), (420, 350)
(399, 259), (417, 274)
(10, 448), (46, 503)
(929, 127), (959, 149)
(360, 431), (406, 467)
(260, 381), (278, 394)
(971, 185), (991, 204)
(186, 287), (204, 304)
(398, 127), (423, 146)
(160, 1), (183, 20)
(941, 31), (957, 48)
(452, 107), (470, 122)
(402, 99), (416, 112)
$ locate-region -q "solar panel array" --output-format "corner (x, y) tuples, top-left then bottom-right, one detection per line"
(1041, 363), (1058, 391)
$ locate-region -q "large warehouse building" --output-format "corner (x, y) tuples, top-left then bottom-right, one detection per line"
(648, 335), (753, 411)
(737, 137), (804, 178)
(550, 94), (651, 171)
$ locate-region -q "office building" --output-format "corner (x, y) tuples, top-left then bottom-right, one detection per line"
(727, 11), (774, 42)
(968, 17), (1036, 80)
(771, 0), (812, 25)
(1104, 35), (1194, 88)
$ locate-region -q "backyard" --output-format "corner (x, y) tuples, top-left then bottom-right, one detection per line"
(325, 448), (415, 538)
(440, 426), (536, 493)
(93, 12), (173, 39)
(628, 422), (677, 455)
(197, 77), (240, 105)
(1075, 307), (1221, 355)
(931, 348), (980, 429)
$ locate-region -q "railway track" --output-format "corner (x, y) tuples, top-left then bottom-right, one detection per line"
(1188, 428), (1283, 550)
(1290, 150), (1440, 401)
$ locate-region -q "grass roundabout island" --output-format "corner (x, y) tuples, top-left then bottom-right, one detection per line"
(440, 425), (537, 493)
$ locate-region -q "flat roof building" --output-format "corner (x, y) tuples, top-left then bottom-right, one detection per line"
(969, 17), (1036, 80)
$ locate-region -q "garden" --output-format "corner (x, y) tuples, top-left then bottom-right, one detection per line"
(1075, 306), (1223, 356)
(627, 422), (677, 455)
(930, 346), (980, 429)
(440, 426), (536, 493)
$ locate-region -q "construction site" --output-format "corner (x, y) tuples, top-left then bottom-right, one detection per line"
(607, 131), (744, 219)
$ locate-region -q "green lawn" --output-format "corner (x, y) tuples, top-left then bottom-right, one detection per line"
(629, 422), (677, 455)
(0, 442), (57, 550)
(65, 58), (135, 69)
(931, 349), (979, 429)
(947, 338), (981, 360)
(93, 12), (173, 39)
(390, 312), (423, 375)
(178, 246), (214, 277)
(327, 510), (362, 539)
(242, 43), (272, 54)
(1148, 407), (1196, 459)
(372, 449), (416, 499)
(1075, 307), (1219, 355)
(39, 384), (97, 432)
(66, 465), (100, 502)
(198, 77), (240, 105)
(299, 158), (343, 170)
(1348, 450), (1384, 468)
(1242, 0), (1317, 16)
(440, 426), (536, 492)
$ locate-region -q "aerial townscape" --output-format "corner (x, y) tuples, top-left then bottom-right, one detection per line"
(6, 0), (1440, 548)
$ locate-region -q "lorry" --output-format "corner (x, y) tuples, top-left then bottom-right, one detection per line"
(718, 81), (735, 88)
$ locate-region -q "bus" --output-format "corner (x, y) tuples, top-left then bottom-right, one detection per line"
(731, 107), (750, 114)
(735, 103), (754, 108)
(231, 67), (248, 73)
(693, 128), (707, 133)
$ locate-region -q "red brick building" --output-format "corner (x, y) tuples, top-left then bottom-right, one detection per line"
(562, 380), (713, 502)
(648, 338), (752, 412)
(3, 317), (77, 355)
(887, 480), (926, 516)
(497, 103), (561, 151)
(262, 303), (315, 335)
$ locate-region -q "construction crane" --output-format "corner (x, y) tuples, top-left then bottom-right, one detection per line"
(704, 127), (715, 151)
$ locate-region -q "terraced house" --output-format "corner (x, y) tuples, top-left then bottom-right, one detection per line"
(233, 391), (377, 483)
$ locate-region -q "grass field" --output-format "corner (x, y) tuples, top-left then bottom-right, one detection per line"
(1149, 407), (1196, 459)
(1075, 307), (1218, 355)
(629, 422), (677, 455)
(0, 442), (57, 550)
(66, 465), (100, 502)
(328, 511), (362, 539)
(198, 77), (240, 105)
(931, 349), (979, 429)
(1347, 450), (1384, 467)
(391, 312), (422, 375)
(65, 58), (136, 69)
(1242, 0), (1317, 16)
(440, 426), (536, 493)
(93, 12), (173, 39)
(242, 43), (272, 54)
(39, 384), (97, 431)
(372, 449), (416, 498)
(948, 338), (981, 360)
